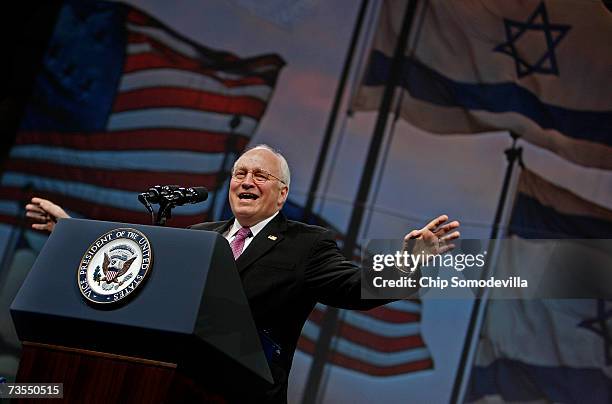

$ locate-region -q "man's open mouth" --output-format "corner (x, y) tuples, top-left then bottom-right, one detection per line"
(238, 192), (259, 200)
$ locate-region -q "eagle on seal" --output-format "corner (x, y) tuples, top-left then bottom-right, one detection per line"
(100, 252), (136, 285)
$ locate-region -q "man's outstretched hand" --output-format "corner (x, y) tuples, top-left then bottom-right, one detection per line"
(404, 214), (461, 258)
(25, 197), (70, 232)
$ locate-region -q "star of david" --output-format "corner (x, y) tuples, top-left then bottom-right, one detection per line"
(493, 2), (571, 78)
(578, 299), (612, 365)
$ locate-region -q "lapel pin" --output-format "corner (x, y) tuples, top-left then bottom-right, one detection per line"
(268, 235), (277, 241)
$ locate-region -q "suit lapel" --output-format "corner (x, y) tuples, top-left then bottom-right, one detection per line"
(211, 219), (233, 235)
(235, 213), (286, 273)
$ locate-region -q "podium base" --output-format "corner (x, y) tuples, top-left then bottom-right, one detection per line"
(15, 342), (227, 403)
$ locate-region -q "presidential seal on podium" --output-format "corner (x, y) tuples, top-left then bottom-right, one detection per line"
(77, 228), (153, 305)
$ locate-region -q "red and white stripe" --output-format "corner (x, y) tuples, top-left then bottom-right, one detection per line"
(0, 5), (284, 229)
(106, 270), (119, 282)
(298, 300), (433, 376)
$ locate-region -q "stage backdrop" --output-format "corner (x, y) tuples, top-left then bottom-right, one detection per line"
(1, 1), (610, 403)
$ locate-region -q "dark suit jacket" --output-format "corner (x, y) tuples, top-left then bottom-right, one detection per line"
(189, 212), (385, 403)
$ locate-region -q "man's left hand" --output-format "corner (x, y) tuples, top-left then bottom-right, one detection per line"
(404, 214), (461, 258)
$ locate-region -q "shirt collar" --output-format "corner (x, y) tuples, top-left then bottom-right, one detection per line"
(228, 211), (280, 239)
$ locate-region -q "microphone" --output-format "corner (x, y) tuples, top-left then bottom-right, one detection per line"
(138, 185), (208, 206)
(138, 185), (208, 226)
(138, 185), (178, 204)
(169, 186), (209, 206)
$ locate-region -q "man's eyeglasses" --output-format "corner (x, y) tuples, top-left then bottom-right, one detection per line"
(232, 168), (286, 185)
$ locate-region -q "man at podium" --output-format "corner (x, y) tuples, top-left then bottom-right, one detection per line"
(25, 144), (460, 403)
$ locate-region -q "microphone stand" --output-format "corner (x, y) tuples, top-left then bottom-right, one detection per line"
(155, 198), (175, 226)
(138, 194), (155, 225)
(139, 186), (207, 226)
(138, 186), (179, 226)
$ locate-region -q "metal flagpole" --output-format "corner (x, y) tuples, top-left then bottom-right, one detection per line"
(301, 0), (371, 224)
(361, 84), (405, 239)
(301, 1), (420, 402)
(313, 0), (383, 218)
(208, 115), (241, 221)
(449, 133), (523, 404)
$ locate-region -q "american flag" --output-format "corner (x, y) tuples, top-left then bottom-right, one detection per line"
(282, 200), (433, 376)
(0, 0), (284, 228)
(298, 301), (432, 376)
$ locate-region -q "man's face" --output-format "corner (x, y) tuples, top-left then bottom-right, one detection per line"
(229, 148), (288, 227)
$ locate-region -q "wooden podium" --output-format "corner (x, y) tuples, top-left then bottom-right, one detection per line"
(11, 219), (272, 403)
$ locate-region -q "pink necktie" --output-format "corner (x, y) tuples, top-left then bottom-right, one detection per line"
(230, 226), (252, 259)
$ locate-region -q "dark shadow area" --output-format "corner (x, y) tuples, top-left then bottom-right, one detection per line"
(0, 0), (62, 164)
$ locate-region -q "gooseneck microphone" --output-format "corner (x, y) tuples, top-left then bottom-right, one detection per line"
(138, 185), (208, 206)
(138, 185), (209, 225)
(166, 186), (209, 206)
(137, 185), (177, 204)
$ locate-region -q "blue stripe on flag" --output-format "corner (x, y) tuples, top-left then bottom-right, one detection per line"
(10, 145), (231, 173)
(468, 359), (612, 404)
(1, 173), (213, 214)
(364, 50), (612, 146)
(510, 193), (612, 238)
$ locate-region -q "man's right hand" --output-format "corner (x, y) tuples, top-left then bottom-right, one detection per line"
(25, 197), (70, 232)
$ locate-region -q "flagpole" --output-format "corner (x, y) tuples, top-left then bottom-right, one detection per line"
(308, 0), (382, 218)
(361, 85), (405, 238)
(208, 115), (241, 221)
(301, 0), (371, 224)
(301, 1), (420, 402)
(449, 133), (523, 404)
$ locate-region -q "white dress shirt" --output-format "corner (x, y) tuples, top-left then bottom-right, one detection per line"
(224, 211), (279, 253)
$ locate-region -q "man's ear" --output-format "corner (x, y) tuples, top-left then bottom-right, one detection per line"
(278, 186), (289, 206)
